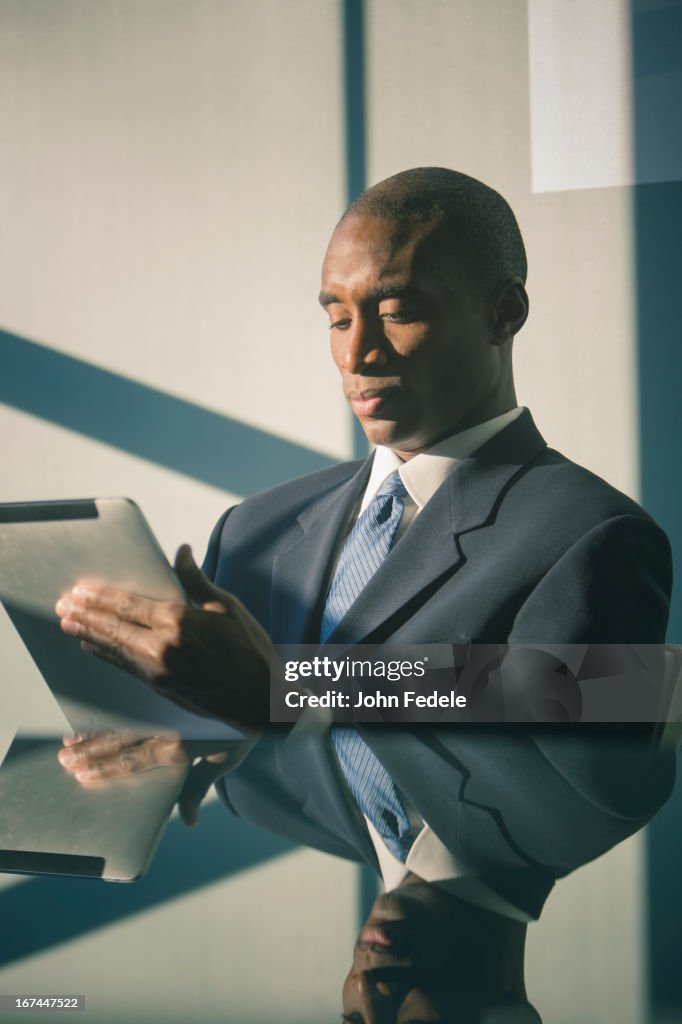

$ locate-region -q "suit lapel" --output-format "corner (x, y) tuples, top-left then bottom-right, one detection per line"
(324, 410), (547, 645)
(277, 726), (380, 868)
(271, 460), (380, 865)
(269, 457), (373, 645)
(445, 409), (547, 535)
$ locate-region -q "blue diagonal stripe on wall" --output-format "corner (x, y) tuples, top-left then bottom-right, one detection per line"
(343, 0), (366, 208)
(0, 330), (336, 496)
(630, 3), (682, 1016)
(0, 803), (295, 967)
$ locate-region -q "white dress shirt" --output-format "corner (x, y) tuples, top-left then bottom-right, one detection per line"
(359, 406), (523, 518)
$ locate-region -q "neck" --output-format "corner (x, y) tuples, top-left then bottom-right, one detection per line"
(392, 392), (519, 461)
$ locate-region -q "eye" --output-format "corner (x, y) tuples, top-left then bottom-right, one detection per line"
(325, 304), (352, 330)
(381, 310), (415, 322)
(379, 302), (424, 323)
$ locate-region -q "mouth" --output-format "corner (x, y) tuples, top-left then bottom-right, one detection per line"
(347, 386), (402, 418)
(360, 924), (395, 949)
(356, 923), (414, 969)
(359, 913), (412, 951)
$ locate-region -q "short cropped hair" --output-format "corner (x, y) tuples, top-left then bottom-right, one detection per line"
(342, 167), (527, 292)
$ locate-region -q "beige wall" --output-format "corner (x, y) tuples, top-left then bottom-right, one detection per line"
(1, 2), (357, 1021)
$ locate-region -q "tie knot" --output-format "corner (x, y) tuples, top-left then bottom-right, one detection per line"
(377, 470), (407, 501)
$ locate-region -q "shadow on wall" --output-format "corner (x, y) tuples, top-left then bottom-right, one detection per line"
(0, 329), (336, 496)
(0, 803), (296, 967)
(631, 2), (682, 1016)
(635, 135), (682, 1024)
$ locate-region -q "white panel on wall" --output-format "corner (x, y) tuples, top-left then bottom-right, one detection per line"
(528, 0), (635, 193)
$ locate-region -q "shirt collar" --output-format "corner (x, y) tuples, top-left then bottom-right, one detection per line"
(361, 407), (524, 513)
(365, 817), (532, 921)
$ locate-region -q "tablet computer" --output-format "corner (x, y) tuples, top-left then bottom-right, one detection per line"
(0, 497), (235, 880)
(0, 734), (187, 881)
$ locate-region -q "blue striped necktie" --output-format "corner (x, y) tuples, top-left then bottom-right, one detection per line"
(321, 470), (414, 862)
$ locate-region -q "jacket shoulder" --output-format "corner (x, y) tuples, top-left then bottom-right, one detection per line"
(201, 457), (367, 581)
(526, 446), (663, 527)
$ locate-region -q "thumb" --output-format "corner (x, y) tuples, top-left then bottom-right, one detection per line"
(174, 544), (222, 606)
(177, 757), (229, 827)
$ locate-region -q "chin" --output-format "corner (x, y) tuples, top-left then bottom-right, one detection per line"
(358, 418), (409, 450)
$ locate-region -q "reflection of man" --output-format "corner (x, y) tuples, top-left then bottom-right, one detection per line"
(56, 168), (674, 1017)
(346, 876), (538, 1023)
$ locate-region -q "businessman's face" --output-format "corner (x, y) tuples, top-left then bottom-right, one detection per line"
(341, 882), (524, 1023)
(320, 214), (507, 458)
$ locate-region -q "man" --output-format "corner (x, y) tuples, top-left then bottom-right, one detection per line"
(56, 168), (674, 1016)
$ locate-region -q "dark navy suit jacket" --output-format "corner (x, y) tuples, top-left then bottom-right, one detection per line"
(203, 410), (675, 918)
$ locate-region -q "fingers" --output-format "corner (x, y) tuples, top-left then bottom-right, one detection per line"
(58, 731), (188, 784)
(55, 592), (183, 680)
(61, 733), (83, 748)
(54, 563), (272, 728)
(56, 585), (161, 628)
(60, 730), (147, 760)
(79, 638), (142, 678)
(60, 610), (153, 676)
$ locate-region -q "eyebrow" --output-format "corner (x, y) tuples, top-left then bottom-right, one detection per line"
(318, 284), (426, 308)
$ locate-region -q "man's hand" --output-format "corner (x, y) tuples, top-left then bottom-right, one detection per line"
(57, 731), (256, 826)
(54, 545), (272, 729)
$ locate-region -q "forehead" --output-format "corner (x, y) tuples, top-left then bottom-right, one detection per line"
(321, 214), (454, 297)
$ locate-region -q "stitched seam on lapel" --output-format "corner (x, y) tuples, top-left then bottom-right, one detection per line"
(418, 732), (556, 878)
(277, 729), (380, 869)
(269, 458), (373, 645)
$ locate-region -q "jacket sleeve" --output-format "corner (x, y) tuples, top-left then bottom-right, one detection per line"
(201, 507), (235, 582)
(487, 512), (677, 872)
(508, 513), (672, 644)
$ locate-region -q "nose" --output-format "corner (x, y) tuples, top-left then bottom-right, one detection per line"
(337, 315), (389, 373)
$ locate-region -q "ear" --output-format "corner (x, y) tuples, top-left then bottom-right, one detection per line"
(491, 277), (529, 343)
